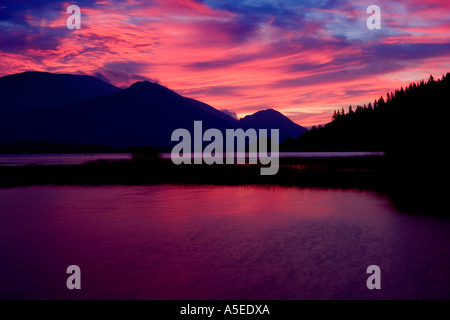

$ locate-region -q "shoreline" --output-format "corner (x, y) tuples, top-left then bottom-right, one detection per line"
(0, 156), (386, 189)
(1, 155), (444, 215)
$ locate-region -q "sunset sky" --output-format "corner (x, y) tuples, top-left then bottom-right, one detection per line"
(1, 0), (449, 126)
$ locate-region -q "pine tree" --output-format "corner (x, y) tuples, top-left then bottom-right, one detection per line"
(348, 105), (354, 114)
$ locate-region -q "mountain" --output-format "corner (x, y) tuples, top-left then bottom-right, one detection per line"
(238, 109), (307, 142)
(0, 72), (307, 148)
(0, 81), (238, 147)
(0, 71), (120, 114)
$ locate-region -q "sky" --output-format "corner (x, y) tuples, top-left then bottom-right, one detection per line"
(1, 0), (449, 126)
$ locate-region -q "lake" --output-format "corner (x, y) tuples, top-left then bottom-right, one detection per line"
(0, 153), (132, 167)
(1, 185), (449, 299)
(0, 152), (384, 166)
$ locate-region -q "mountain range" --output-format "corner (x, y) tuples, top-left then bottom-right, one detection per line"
(0, 72), (306, 148)
(0, 72), (120, 114)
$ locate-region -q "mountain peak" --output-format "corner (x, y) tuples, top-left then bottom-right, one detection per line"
(0, 71), (307, 146)
(127, 81), (174, 95)
(0, 71), (120, 114)
(245, 108), (282, 118)
(129, 81), (155, 88)
(239, 108), (307, 141)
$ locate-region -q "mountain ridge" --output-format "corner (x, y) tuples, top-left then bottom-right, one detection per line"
(0, 71), (121, 114)
(239, 109), (307, 142)
(0, 72), (306, 148)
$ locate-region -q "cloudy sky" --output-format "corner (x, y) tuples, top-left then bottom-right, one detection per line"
(1, 0), (449, 126)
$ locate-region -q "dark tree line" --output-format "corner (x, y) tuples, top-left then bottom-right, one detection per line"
(281, 72), (450, 154)
(281, 73), (449, 210)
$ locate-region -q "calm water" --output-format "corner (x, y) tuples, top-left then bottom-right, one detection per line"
(1, 185), (449, 300)
(0, 153), (132, 166)
(0, 152), (383, 166)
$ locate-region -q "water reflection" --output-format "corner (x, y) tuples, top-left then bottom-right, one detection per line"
(0, 185), (449, 299)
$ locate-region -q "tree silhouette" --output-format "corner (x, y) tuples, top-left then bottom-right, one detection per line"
(287, 73), (449, 152)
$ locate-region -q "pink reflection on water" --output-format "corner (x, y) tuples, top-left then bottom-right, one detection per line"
(1, 185), (449, 299)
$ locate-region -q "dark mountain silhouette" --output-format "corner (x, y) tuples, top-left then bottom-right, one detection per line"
(0, 81), (237, 147)
(0, 72), (306, 148)
(0, 71), (120, 114)
(239, 109), (307, 142)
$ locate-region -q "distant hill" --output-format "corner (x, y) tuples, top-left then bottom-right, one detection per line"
(239, 109), (307, 142)
(284, 72), (449, 154)
(0, 81), (238, 147)
(0, 71), (120, 114)
(0, 72), (307, 148)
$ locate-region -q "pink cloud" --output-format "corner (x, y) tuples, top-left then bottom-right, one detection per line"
(1, 0), (449, 126)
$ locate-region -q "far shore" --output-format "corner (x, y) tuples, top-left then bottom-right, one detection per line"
(0, 155), (385, 188)
(2, 153), (445, 215)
